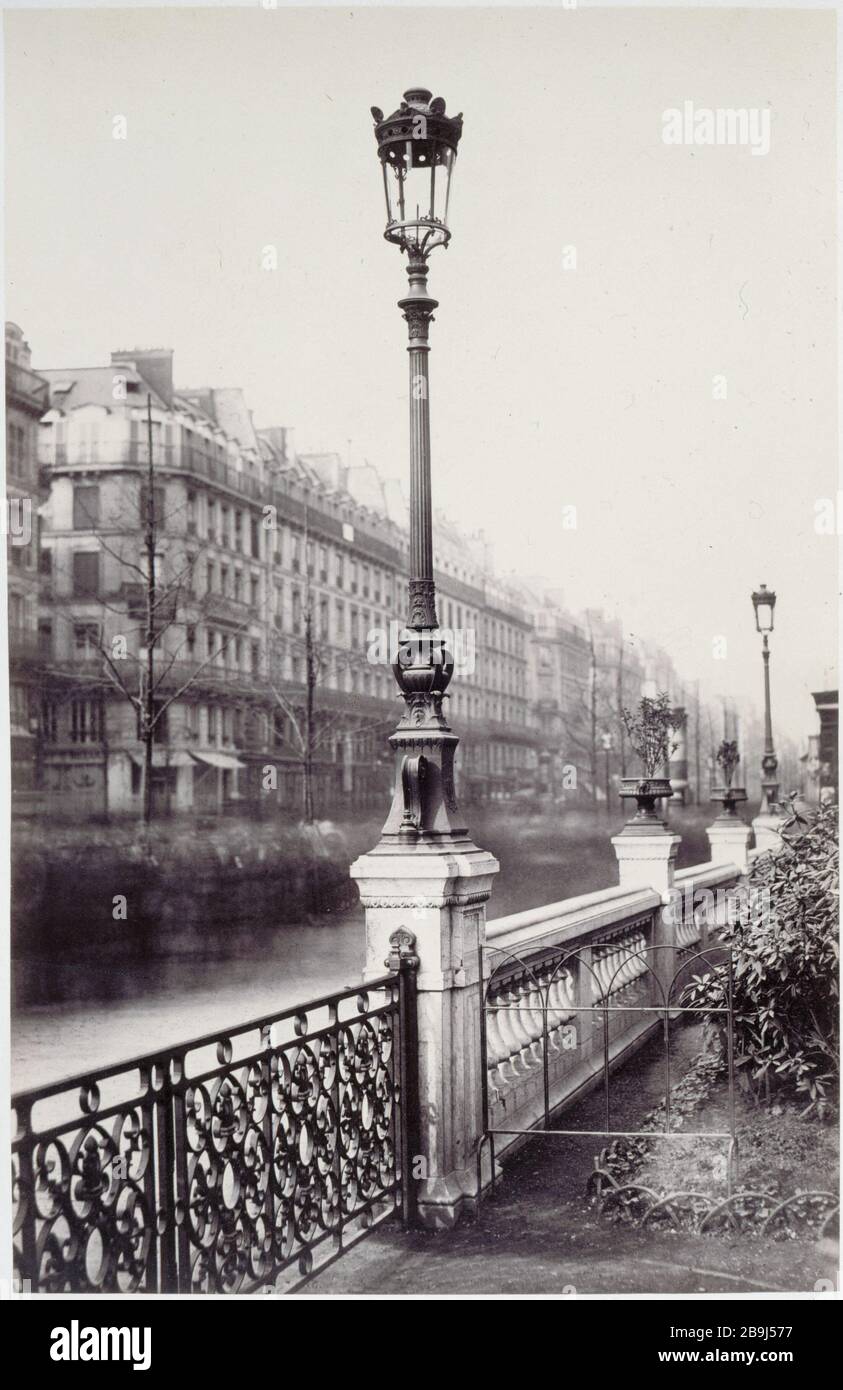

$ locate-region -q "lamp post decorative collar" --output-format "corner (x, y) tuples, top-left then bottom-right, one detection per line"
(368, 89), (473, 849)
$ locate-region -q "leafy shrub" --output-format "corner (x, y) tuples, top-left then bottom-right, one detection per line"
(621, 693), (685, 778)
(682, 799), (839, 1114)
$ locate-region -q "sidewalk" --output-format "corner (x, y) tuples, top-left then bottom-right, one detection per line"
(305, 1029), (838, 1296)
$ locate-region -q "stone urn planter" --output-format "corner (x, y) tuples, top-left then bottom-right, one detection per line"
(619, 776), (673, 829)
(710, 740), (746, 822)
(709, 784), (748, 820)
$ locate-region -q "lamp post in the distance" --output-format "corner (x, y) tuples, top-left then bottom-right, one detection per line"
(751, 584), (779, 815)
(751, 584), (784, 852)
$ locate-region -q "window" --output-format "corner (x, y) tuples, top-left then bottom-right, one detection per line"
(250, 575), (259, 608)
(221, 565), (229, 597)
(251, 641), (260, 673)
(73, 485), (100, 529)
(187, 491), (197, 535)
(362, 565), (370, 598)
(207, 500), (217, 542)
(208, 706), (218, 742)
(71, 696), (103, 744)
(234, 511), (243, 550)
(319, 545), (327, 582)
(206, 561), (215, 594)
(336, 553), (344, 588)
(41, 698), (58, 743)
(292, 589), (302, 634)
(38, 620), (53, 659)
(6, 423), (26, 478)
(39, 548), (52, 577)
(73, 622), (100, 658)
(335, 600), (345, 639)
(250, 517), (260, 558)
(186, 624), (196, 658)
(72, 551), (99, 597)
(234, 570), (243, 603)
(291, 535), (301, 572)
(319, 597), (329, 639)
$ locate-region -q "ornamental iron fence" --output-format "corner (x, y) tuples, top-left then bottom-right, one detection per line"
(12, 931), (419, 1295)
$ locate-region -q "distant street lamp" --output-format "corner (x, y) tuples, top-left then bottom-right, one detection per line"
(751, 584), (779, 813)
(601, 731), (613, 814)
(370, 89), (466, 844)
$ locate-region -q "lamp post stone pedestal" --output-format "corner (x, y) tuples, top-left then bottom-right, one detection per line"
(351, 845), (498, 1228)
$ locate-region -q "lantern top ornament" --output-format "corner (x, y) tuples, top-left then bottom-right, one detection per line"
(371, 88), (463, 256)
(752, 583), (776, 633)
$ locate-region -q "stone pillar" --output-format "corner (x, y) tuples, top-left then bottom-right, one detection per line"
(351, 843), (499, 1229)
(611, 829), (680, 899)
(611, 825), (681, 1001)
(707, 817), (752, 873)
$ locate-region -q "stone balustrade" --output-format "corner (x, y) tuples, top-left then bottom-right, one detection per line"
(481, 858), (743, 1151)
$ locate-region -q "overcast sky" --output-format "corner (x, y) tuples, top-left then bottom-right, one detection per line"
(4, 3), (838, 741)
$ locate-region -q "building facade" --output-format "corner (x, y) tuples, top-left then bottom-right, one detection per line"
(12, 334), (758, 821)
(29, 342), (544, 818)
(5, 323), (49, 806)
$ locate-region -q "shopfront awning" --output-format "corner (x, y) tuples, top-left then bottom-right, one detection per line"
(191, 751), (247, 771)
(128, 750), (195, 768)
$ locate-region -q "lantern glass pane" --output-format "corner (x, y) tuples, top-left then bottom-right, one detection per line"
(380, 137), (456, 252)
(756, 601), (774, 631)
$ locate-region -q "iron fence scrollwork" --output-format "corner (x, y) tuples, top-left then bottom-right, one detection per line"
(12, 930), (419, 1295)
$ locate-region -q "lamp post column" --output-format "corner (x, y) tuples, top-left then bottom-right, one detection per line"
(760, 634), (779, 814)
(401, 257), (437, 630)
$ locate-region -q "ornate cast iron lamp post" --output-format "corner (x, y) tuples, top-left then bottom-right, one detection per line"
(370, 88), (471, 848)
(751, 584), (778, 814)
(355, 91), (498, 1227)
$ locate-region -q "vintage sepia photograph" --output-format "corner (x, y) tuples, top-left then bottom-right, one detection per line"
(1, 0), (840, 1325)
